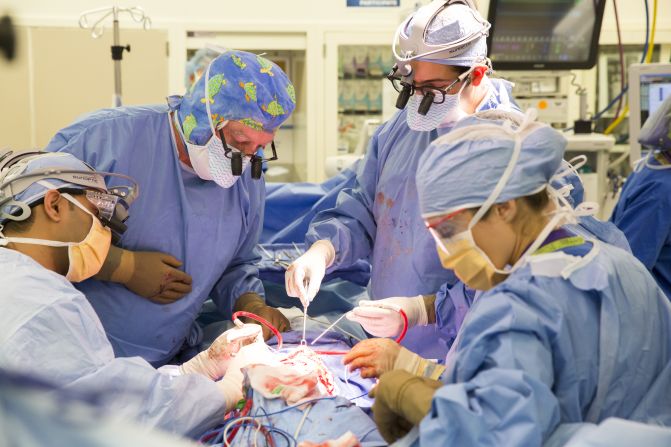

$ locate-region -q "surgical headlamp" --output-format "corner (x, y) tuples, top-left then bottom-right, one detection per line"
(387, 0), (492, 115)
(0, 151), (139, 243)
(217, 127), (278, 180)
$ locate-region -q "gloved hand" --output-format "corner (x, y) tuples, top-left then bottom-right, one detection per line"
(285, 240), (335, 306)
(342, 338), (400, 378)
(234, 292), (290, 340)
(215, 341), (276, 410)
(369, 370), (443, 444)
(346, 296), (429, 337)
(179, 323), (262, 380)
(96, 247), (193, 304)
(393, 345), (446, 380)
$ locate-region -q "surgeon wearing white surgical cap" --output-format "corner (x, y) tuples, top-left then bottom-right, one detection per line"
(286, 0), (518, 360)
(353, 111), (671, 445)
(0, 151), (271, 437)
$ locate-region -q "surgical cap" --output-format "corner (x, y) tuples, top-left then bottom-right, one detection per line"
(184, 47), (221, 90)
(416, 112), (567, 217)
(0, 152), (100, 223)
(409, 4), (489, 67)
(177, 50), (296, 145)
(639, 94), (671, 151)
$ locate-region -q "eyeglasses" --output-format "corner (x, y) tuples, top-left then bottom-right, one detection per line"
(388, 76), (462, 105)
(217, 127), (278, 179)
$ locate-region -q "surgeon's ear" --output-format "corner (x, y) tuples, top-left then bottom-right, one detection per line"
(495, 200), (517, 224)
(42, 190), (65, 223)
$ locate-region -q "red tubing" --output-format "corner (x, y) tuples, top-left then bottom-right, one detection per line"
(395, 308), (408, 344)
(231, 311), (283, 350)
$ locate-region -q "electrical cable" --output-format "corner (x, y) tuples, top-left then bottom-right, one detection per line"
(612, 0), (626, 119)
(585, 0), (650, 124)
(604, 0), (657, 135)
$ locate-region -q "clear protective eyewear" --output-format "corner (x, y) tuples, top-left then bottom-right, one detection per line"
(217, 127), (278, 180)
(424, 208), (467, 240)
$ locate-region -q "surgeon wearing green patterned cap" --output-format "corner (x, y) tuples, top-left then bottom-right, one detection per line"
(45, 49), (296, 367)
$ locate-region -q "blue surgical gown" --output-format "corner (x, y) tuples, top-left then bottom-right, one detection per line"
(610, 158), (671, 298)
(46, 104), (265, 366)
(0, 248), (227, 438)
(416, 236), (671, 446)
(305, 78), (518, 358)
(433, 171), (632, 351)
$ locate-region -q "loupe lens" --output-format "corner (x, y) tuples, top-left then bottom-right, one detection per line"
(231, 152), (243, 176)
(418, 92), (435, 116)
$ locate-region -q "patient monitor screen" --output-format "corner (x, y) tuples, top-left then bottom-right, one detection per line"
(488, 0), (600, 66)
(639, 73), (671, 126)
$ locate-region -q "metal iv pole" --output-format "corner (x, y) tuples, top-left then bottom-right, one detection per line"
(78, 6), (152, 107)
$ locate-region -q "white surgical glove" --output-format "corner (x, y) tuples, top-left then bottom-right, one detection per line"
(215, 341), (279, 410)
(179, 324), (263, 380)
(346, 296), (428, 338)
(285, 240), (336, 307)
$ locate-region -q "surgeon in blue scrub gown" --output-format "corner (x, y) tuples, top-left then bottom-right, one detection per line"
(46, 50), (294, 366)
(349, 111), (671, 445)
(0, 152), (265, 437)
(285, 1), (518, 359)
(345, 112), (633, 355)
(611, 95), (671, 299)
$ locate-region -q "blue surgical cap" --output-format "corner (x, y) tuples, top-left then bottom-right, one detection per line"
(416, 112), (567, 217)
(410, 4), (489, 67)
(639, 94), (671, 151)
(177, 50), (296, 145)
(0, 152), (100, 224)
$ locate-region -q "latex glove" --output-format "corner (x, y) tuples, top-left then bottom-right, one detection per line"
(216, 341), (276, 410)
(96, 247), (193, 304)
(346, 296), (429, 337)
(342, 338), (400, 379)
(285, 240), (335, 306)
(235, 293), (290, 340)
(179, 323), (262, 380)
(369, 370), (443, 444)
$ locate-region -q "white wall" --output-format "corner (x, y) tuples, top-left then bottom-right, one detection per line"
(3, 0), (423, 27)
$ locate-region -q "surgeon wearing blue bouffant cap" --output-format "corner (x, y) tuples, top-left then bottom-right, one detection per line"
(46, 49), (295, 366)
(352, 110), (671, 445)
(285, 0), (628, 362)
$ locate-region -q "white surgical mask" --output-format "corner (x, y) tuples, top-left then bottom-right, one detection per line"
(174, 113), (250, 189)
(175, 60), (251, 188)
(406, 81), (468, 132)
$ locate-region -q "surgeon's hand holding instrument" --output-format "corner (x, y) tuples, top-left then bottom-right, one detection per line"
(346, 296), (427, 338)
(285, 240), (336, 306)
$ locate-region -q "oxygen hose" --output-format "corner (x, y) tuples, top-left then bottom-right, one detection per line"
(231, 308), (410, 355)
